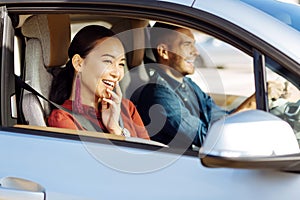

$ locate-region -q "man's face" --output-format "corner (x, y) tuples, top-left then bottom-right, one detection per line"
(167, 28), (199, 76)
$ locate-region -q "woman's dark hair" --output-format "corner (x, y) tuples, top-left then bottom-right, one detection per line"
(49, 25), (115, 105)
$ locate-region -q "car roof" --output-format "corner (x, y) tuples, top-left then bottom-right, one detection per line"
(2, 0), (300, 65)
(242, 0), (300, 31)
(0, 0), (192, 5)
(193, 0), (300, 65)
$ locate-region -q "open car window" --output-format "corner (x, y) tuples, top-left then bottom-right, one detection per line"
(8, 12), (300, 155)
(265, 59), (300, 145)
(189, 31), (254, 111)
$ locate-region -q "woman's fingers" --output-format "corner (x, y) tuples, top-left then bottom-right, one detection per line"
(115, 81), (122, 97)
(101, 95), (122, 134)
(102, 97), (114, 106)
(106, 88), (121, 104)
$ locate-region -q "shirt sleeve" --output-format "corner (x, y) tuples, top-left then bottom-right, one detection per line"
(47, 109), (82, 130)
(121, 99), (150, 140)
(187, 77), (228, 124)
(202, 90), (229, 123)
(127, 100), (150, 140)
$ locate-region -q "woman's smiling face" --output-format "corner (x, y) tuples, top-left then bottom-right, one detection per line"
(80, 36), (126, 100)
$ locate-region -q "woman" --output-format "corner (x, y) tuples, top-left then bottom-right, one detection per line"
(48, 25), (149, 139)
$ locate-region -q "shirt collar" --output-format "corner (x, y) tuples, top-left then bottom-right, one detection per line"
(151, 65), (188, 91)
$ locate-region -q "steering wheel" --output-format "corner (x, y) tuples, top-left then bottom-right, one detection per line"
(270, 99), (300, 132)
(284, 100), (300, 133)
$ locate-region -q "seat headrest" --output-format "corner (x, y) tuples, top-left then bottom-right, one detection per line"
(21, 14), (70, 68)
(111, 19), (149, 68)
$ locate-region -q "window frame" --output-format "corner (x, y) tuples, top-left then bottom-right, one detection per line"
(3, 1), (300, 156)
(1, 6), (16, 127)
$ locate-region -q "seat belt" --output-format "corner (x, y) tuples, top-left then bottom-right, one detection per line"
(15, 75), (103, 132)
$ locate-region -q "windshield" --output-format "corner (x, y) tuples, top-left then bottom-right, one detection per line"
(241, 0), (300, 32)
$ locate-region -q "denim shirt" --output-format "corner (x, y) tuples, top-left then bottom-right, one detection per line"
(134, 66), (228, 148)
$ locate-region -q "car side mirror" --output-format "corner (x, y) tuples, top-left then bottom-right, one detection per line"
(199, 110), (300, 171)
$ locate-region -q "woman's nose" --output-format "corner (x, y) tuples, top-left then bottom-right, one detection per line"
(110, 63), (120, 78)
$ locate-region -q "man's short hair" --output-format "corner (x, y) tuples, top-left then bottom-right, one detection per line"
(150, 22), (181, 46)
(150, 22), (182, 61)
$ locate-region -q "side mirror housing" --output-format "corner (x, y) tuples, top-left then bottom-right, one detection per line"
(200, 110), (299, 158)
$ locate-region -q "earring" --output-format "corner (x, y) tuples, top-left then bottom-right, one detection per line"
(74, 72), (84, 114)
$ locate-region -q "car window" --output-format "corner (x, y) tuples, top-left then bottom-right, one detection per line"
(265, 63), (300, 145)
(189, 31), (254, 111)
(190, 31), (300, 146)
(9, 12), (299, 154)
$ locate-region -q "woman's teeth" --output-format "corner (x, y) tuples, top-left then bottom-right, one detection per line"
(103, 80), (115, 87)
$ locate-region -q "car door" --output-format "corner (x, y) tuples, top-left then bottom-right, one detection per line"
(2, 126), (300, 200)
(1, 1), (300, 200)
(0, 6), (16, 127)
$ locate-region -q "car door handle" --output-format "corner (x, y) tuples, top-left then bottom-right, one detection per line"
(0, 177), (45, 200)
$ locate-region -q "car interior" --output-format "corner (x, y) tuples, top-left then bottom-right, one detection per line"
(8, 13), (300, 149)
(12, 14), (172, 148)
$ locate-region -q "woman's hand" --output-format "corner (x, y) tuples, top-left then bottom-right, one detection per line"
(100, 82), (123, 135)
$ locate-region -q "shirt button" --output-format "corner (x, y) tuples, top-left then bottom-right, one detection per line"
(183, 98), (188, 102)
(158, 77), (165, 82)
(181, 84), (186, 88)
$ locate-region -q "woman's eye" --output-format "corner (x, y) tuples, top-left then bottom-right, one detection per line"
(119, 63), (125, 67)
(103, 60), (113, 64)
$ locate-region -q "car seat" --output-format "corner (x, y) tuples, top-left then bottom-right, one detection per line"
(111, 19), (150, 102)
(20, 14), (70, 126)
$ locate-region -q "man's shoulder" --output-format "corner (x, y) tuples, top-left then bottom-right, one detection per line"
(184, 77), (207, 96)
(184, 77), (199, 88)
(142, 74), (174, 95)
(132, 69), (178, 104)
(149, 67), (180, 89)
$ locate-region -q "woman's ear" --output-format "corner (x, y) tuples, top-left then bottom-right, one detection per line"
(72, 54), (84, 72)
(157, 44), (169, 60)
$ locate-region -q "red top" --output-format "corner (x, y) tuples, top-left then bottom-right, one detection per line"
(47, 99), (149, 140)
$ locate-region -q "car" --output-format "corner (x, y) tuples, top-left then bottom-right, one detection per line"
(0, 0), (300, 199)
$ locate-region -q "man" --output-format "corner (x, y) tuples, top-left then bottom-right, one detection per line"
(133, 22), (256, 148)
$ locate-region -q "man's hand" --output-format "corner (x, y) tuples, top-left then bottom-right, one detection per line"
(267, 80), (290, 101)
